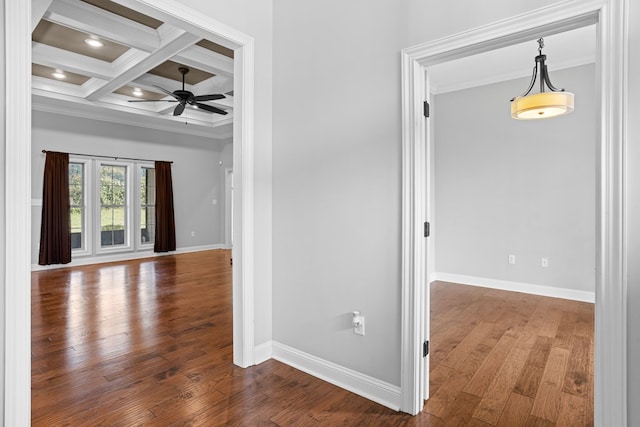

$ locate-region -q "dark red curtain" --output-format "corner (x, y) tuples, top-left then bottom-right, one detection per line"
(154, 161), (176, 252)
(38, 151), (71, 265)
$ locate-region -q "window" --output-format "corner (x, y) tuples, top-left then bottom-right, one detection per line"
(69, 162), (85, 250)
(67, 158), (154, 257)
(140, 166), (156, 245)
(100, 164), (128, 248)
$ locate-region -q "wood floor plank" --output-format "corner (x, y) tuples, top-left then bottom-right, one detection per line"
(435, 391), (481, 426)
(555, 392), (587, 427)
(530, 347), (571, 422)
(496, 392), (534, 427)
(462, 333), (518, 397)
(472, 346), (530, 424)
(563, 335), (592, 398)
(441, 321), (494, 369)
(425, 341), (494, 418)
(513, 335), (553, 398)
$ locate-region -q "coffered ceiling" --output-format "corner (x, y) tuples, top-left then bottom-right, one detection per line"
(31, 0), (235, 139)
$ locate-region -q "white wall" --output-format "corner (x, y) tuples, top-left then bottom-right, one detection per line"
(272, 0), (407, 386)
(31, 111), (230, 265)
(183, 0), (274, 347)
(433, 64), (596, 295)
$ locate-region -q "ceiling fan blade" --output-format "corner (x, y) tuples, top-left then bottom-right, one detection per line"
(173, 103), (185, 116)
(153, 85), (180, 99)
(194, 94), (225, 101)
(194, 102), (228, 115)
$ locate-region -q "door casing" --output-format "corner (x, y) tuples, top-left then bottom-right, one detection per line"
(400, 1), (628, 425)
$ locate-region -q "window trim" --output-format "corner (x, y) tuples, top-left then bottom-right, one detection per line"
(136, 162), (156, 251)
(69, 157), (92, 257)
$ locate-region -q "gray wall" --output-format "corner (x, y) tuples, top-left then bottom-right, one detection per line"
(31, 111), (230, 264)
(273, 0), (406, 385)
(434, 64), (596, 292)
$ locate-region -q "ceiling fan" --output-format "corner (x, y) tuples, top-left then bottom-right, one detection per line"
(128, 67), (228, 116)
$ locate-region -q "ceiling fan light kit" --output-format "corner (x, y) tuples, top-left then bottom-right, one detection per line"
(128, 67), (228, 116)
(510, 38), (574, 120)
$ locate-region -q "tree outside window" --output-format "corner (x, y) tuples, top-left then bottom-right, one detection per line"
(69, 162), (84, 250)
(140, 167), (156, 245)
(100, 165), (127, 247)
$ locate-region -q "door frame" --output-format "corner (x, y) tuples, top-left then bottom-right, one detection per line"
(4, 1), (256, 424)
(225, 168), (233, 249)
(399, 0), (628, 424)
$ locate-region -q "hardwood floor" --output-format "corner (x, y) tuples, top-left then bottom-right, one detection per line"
(32, 252), (593, 425)
(426, 281), (594, 426)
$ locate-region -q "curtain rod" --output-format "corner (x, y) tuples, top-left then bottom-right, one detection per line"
(41, 150), (172, 164)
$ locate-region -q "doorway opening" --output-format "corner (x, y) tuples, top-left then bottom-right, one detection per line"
(4, 1), (256, 425)
(423, 25), (597, 424)
(399, 2), (627, 425)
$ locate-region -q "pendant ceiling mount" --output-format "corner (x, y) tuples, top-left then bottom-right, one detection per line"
(511, 38), (574, 120)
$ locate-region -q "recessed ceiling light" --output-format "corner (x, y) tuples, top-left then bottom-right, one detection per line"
(84, 38), (104, 48)
(133, 88), (143, 97)
(52, 70), (66, 79)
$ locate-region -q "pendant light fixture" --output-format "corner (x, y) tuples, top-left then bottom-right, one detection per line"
(510, 38), (574, 120)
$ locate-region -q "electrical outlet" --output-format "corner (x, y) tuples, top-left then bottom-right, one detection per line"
(191, 231), (195, 237)
(541, 258), (549, 268)
(354, 316), (365, 336)
(508, 254), (516, 265)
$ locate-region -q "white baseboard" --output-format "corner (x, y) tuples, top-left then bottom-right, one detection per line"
(271, 341), (401, 411)
(253, 341), (273, 364)
(31, 244), (226, 271)
(433, 272), (595, 303)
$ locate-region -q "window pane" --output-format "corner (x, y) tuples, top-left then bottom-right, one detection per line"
(69, 163), (84, 251)
(140, 167), (155, 245)
(69, 185), (83, 206)
(100, 164), (127, 248)
(70, 207), (83, 250)
(112, 207), (125, 230)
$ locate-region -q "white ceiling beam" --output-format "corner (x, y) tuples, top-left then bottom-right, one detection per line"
(32, 75), (86, 98)
(33, 90), (234, 139)
(85, 25), (200, 100)
(173, 45), (234, 77)
(32, 42), (114, 80)
(109, 0), (243, 50)
(32, 0), (53, 32)
(131, 73), (196, 92)
(45, 0), (160, 52)
(192, 76), (233, 99)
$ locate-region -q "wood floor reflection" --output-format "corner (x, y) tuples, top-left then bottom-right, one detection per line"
(32, 252), (593, 425)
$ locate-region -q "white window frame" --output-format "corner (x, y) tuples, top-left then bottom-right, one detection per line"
(135, 162), (156, 251)
(95, 160), (133, 254)
(69, 157), (92, 257)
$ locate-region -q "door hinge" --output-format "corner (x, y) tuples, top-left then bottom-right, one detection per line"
(424, 221), (430, 238)
(423, 340), (429, 357)
(423, 101), (430, 118)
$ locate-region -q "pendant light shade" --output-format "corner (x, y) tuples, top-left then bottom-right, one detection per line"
(511, 38), (574, 120)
